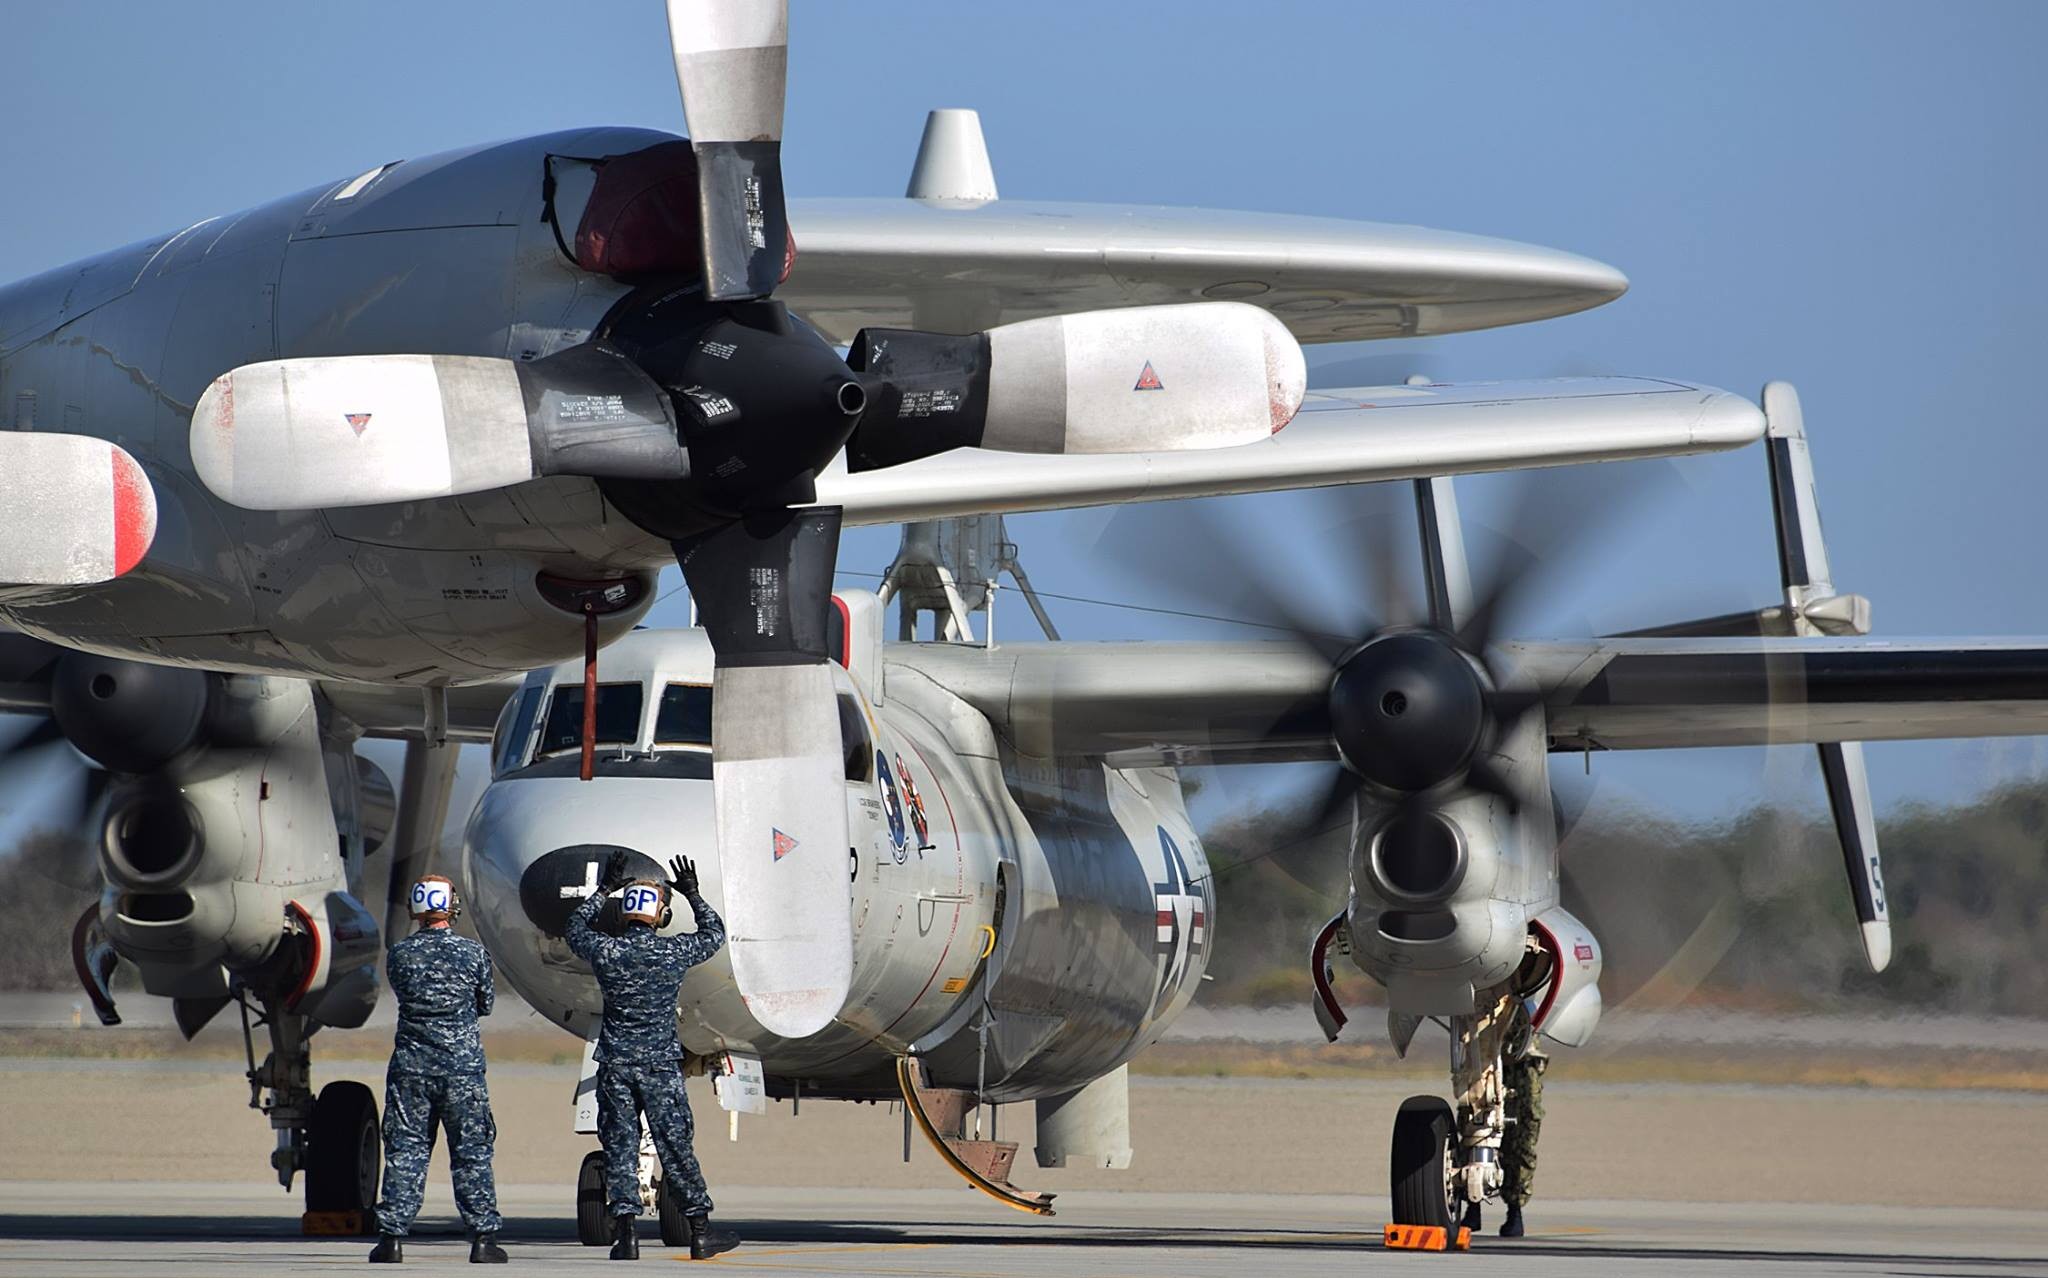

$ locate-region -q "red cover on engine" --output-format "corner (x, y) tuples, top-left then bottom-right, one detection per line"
(573, 141), (796, 283)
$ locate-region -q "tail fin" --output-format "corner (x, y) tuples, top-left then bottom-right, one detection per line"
(1601, 384), (1888, 971)
(1763, 383), (1889, 972)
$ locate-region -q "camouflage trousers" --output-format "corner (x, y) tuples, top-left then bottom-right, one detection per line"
(1501, 1049), (1547, 1208)
(597, 1061), (713, 1218)
(374, 1070), (502, 1236)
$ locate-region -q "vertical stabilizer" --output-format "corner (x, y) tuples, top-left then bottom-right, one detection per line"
(1762, 382), (1890, 973)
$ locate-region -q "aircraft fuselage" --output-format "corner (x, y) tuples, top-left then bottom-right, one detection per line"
(0, 128), (698, 685)
(463, 625), (1214, 1101)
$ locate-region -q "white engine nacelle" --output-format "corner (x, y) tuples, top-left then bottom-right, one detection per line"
(1528, 904), (1603, 1048)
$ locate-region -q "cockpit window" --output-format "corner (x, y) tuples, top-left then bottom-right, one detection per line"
(654, 684), (713, 745)
(492, 684), (545, 778)
(536, 682), (645, 758)
(837, 694), (873, 783)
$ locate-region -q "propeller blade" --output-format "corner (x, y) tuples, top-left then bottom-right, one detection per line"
(1454, 459), (1683, 656)
(0, 724), (108, 893)
(1099, 497), (1357, 661)
(191, 346), (686, 511)
(845, 302), (1306, 470)
(667, 0), (790, 300)
(0, 434), (156, 586)
(676, 505), (850, 1039)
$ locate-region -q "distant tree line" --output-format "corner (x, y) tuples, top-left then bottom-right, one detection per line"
(2, 782), (2042, 1014)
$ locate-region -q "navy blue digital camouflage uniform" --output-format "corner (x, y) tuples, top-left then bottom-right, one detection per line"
(565, 885), (726, 1219)
(373, 927), (502, 1237)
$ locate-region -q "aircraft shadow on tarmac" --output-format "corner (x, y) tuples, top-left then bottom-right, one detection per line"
(0, 1213), (2041, 1269)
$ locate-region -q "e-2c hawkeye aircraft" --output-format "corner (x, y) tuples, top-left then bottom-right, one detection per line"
(3, 0), (2045, 1238)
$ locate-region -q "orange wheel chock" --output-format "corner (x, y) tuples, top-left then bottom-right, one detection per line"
(1383, 1223), (1472, 1252)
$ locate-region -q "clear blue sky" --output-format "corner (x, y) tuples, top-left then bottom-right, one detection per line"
(9, 1), (2048, 826)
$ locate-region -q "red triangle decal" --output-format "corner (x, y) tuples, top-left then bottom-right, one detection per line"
(772, 828), (798, 861)
(1133, 361), (1163, 391)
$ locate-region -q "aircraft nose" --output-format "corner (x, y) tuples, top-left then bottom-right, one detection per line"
(464, 773), (720, 955)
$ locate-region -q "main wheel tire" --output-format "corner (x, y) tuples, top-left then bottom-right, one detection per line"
(1389, 1095), (1459, 1229)
(306, 1080), (381, 1213)
(656, 1177), (690, 1248)
(576, 1150), (611, 1246)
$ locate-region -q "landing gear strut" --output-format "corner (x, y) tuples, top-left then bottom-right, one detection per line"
(1388, 986), (1516, 1230)
(237, 991), (380, 1217)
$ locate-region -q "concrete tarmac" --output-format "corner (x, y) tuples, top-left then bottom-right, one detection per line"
(3, 1056), (2044, 1275)
(0, 1182), (2042, 1276)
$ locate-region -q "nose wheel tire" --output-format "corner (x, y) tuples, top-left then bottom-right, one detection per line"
(576, 1150), (611, 1246)
(306, 1080), (380, 1213)
(1390, 1095), (1461, 1230)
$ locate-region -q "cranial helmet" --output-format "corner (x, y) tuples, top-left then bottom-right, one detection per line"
(409, 874), (460, 922)
(620, 879), (671, 928)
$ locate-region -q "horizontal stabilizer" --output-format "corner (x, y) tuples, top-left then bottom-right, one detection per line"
(822, 376), (1764, 526)
(0, 434), (156, 587)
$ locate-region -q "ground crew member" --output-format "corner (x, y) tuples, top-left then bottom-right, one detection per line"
(567, 849), (737, 1262)
(368, 875), (507, 1265)
(1498, 940), (1553, 1239)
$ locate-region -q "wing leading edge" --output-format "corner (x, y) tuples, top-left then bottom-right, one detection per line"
(1518, 637), (2048, 751)
(898, 637), (2048, 766)
(821, 376), (1764, 526)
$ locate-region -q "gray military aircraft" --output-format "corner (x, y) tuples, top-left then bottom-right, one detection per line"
(3, 0), (2044, 1239)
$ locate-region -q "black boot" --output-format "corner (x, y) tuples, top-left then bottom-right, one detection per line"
(609, 1215), (639, 1261)
(1462, 1200), (1482, 1235)
(686, 1214), (739, 1261)
(1500, 1204), (1526, 1238)
(367, 1233), (403, 1264)
(469, 1232), (508, 1263)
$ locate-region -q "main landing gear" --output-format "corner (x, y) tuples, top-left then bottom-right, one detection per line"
(1387, 987), (1515, 1236)
(238, 993), (381, 1226)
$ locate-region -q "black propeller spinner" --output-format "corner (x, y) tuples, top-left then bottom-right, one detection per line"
(1094, 467), (1674, 889)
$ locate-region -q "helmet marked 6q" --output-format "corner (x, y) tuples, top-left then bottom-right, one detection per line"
(409, 874), (460, 920)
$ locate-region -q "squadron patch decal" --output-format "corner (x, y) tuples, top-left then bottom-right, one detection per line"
(875, 750), (908, 863)
(895, 753), (930, 852)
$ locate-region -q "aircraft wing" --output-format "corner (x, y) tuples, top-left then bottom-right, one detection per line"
(897, 637), (2048, 765)
(891, 641), (1337, 766)
(319, 677), (523, 745)
(1514, 637), (2048, 750)
(821, 376), (1763, 525)
(0, 637), (519, 743)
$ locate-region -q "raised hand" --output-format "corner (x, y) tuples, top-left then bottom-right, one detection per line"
(667, 854), (700, 897)
(599, 848), (631, 892)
